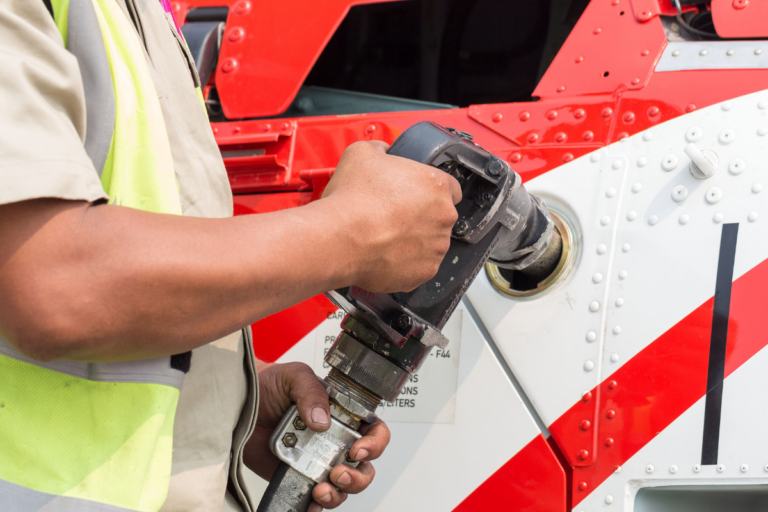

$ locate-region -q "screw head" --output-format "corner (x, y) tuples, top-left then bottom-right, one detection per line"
(233, 0), (252, 15)
(605, 437), (614, 447)
(510, 152), (522, 163)
(492, 112), (503, 123)
(546, 110), (558, 120)
(365, 124), (377, 135)
(519, 111), (530, 121)
(623, 111), (636, 123)
(733, 0), (749, 9)
(582, 130), (594, 141)
(578, 481), (588, 491)
(227, 27), (245, 43)
(602, 107), (613, 118)
(396, 313), (412, 330)
(580, 420), (591, 431)
(648, 106), (660, 117)
(555, 132), (567, 143)
(582, 391), (593, 403)
(606, 409), (616, 419)
(282, 432), (298, 447)
(345, 450), (355, 463)
(486, 160), (503, 177)
(221, 58), (239, 74)
(453, 220), (470, 237)
(574, 108), (586, 119)
(563, 153), (574, 163)
(578, 449), (590, 460)
(293, 416), (307, 431)
(527, 133), (539, 143)
(608, 380), (618, 390)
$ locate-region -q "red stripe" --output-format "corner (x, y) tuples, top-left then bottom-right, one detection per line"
(452, 434), (566, 512)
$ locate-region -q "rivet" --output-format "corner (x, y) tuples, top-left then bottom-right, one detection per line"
(686, 127), (703, 142)
(589, 301), (601, 312)
(608, 380), (618, 390)
(606, 188), (617, 198)
(641, 49), (650, 56)
(601, 215), (611, 226)
(642, 131), (653, 142)
(233, 126), (242, 134)
(647, 106), (660, 118)
(637, 157), (648, 167)
(631, 78), (640, 86)
(519, 111), (530, 121)
(622, 243), (630, 252)
(638, 9), (653, 21)
(597, 244), (608, 254)
(619, 270), (628, 279)
(662, 154), (679, 171)
(717, 464), (726, 473)
(705, 187), (723, 204)
(765, 463), (768, 472)
(672, 49), (681, 57)
(557, 85), (566, 93)
(714, 212), (724, 223)
(590, 153), (601, 163)
(741, 464), (749, 473)
(527, 133), (539, 143)
(733, 0), (749, 9)
(759, 100), (768, 110)
(727, 49), (735, 56)
(618, 132), (629, 140)
(611, 0), (619, 5)
(722, 101), (733, 111)
(719, 128), (736, 144)
(694, 464), (702, 473)
(582, 131), (594, 141)
(610, 353), (620, 362)
(612, 159), (623, 170)
(171, 2), (181, 12)
(212, 126), (218, 134)
(510, 152), (522, 163)
(686, 103), (697, 113)
(672, 185), (689, 202)
(221, 58), (239, 73)
(578, 449), (589, 460)
(605, 495), (614, 505)
(700, 49), (708, 56)
(586, 331), (597, 342)
(584, 360), (595, 371)
(648, 215), (659, 225)
(593, 273), (604, 283)
(623, 112), (635, 123)
(670, 465), (678, 474)
(614, 465), (622, 473)
(578, 481), (588, 491)
(492, 112), (503, 123)
(580, 420), (591, 431)
(752, 183), (762, 193)
(758, 127), (768, 136)
(563, 153), (574, 163)
(627, 211), (638, 221)
(756, 48), (763, 55)
(575, 56), (584, 63)
(632, 182), (642, 193)
(555, 132), (567, 143)
(260, 124), (271, 132)
(574, 108), (586, 119)
(233, 0), (252, 15)
(605, 437), (614, 447)
(546, 110), (558, 120)
(729, 158), (746, 175)
(594, 27), (602, 34)
(616, 298), (625, 307)
(679, 214), (690, 225)
(602, 107), (613, 118)
(646, 464), (655, 474)
(749, 211), (759, 222)
(606, 409), (616, 419)
(227, 27), (246, 43)
(582, 391), (593, 402)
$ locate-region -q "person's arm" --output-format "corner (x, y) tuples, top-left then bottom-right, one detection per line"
(0, 141), (460, 362)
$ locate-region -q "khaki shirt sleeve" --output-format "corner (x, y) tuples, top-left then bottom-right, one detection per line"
(0, 0), (108, 206)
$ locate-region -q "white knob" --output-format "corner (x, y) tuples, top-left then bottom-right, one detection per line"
(685, 143), (718, 179)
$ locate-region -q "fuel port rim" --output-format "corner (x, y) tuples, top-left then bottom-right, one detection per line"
(485, 210), (574, 299)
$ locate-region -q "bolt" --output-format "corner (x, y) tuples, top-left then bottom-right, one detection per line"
(453, 220), (470, 237)
(345, 450), (355, 463)
(396, 314), (412, 330)
(282, 433), (298, 447)
(293, 416), (307, 430)
(486, 160), (503, 177)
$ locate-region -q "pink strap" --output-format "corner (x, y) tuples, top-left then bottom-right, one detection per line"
(158, 0), (183, 39)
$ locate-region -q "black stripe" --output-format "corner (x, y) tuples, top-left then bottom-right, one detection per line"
(701, 223), (739, 465)
(42, 0), (54, 18)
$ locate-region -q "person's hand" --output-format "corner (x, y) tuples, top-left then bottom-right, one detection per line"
(321, 141), (461, 293)
(244, 361), (391, 511)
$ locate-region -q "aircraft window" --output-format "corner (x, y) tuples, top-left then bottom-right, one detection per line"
(635, 485), (768, 512)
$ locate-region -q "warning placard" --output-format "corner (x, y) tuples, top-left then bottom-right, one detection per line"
(313, 308), (462, 424)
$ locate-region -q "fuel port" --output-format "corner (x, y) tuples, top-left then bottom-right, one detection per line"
(486, 210), (574, 299)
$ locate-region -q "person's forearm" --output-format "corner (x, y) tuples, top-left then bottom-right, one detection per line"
(0, 197), (358, 362)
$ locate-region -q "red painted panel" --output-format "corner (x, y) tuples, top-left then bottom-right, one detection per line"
(452, 434), (566, 512)
(544, 257), (768, 506)
(712, 0), (768, 39)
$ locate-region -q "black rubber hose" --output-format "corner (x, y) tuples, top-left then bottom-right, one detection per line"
(256, 462), (316, 512)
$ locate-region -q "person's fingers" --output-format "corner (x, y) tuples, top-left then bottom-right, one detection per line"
(312, 482), (348, 509)
(448, 173), (462, 205)
(307, 503), (323, 512)
(352, 418), (391, 461)
(280, 362), (331, 432)
(366, 140), (391, 153)
(329, 461), (375, 495)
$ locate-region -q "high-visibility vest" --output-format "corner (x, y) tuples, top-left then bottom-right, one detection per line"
(0, 1), (195, 510)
